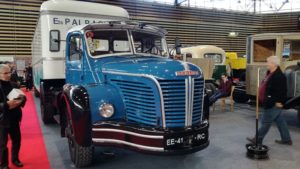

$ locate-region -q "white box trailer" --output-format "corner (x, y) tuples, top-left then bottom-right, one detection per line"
(32, 0), (129, 93)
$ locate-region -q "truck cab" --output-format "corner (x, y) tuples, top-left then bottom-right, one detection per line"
(32, 1), (209, 167)
(60, 22), (209, 167)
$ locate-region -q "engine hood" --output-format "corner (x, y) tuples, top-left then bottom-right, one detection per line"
(101, 56), (202, 79)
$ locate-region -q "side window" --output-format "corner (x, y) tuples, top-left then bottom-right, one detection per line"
(69, 35), (82, 61)
(50, 30), (60, 52)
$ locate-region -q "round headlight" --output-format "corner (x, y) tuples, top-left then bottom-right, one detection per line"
(99, 103), (114, 118)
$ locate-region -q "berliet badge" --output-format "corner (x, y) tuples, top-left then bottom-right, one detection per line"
(175, 70), (199, 76)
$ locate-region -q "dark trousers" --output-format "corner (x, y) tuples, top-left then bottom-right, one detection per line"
(0, 123), (21, 167)
(209, 91), (228, 104)
(257, 107), (291, 144)
(26, 80), (33, 90)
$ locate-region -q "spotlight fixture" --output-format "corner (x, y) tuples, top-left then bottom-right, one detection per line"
(228, 32), (239, 37)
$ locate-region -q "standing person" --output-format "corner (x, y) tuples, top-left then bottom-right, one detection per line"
(8, 63), (19, 86)
(0, 64), (26, 169)
(209, 73), (232, 105)
(247, 56), (292, 145)
(25, 66), (33, 91)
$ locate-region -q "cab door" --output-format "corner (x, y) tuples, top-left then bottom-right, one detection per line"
(66, 34), (84, 84)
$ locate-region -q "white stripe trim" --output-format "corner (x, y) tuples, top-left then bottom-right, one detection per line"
(92, 128), (163, 139)
(92, 138), (164, 152)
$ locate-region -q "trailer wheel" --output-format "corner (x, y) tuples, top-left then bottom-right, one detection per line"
(34, 86), (40, 97)
(33, 87), (40, 97)
(40, 82), (54, 124)
(232, 89), (249, 103)
(205, 83), (217, 98)
(66, 115), (93, 167)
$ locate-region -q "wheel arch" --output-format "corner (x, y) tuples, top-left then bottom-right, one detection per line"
(61, 84), (92, 147)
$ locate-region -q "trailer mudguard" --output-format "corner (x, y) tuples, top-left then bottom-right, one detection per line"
(63, 84), (92, 146)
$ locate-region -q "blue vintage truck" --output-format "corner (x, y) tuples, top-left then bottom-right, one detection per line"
(32, 1), (209, 167)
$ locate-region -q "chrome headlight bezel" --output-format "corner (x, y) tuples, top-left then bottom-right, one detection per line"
(99, 103), (115, 118)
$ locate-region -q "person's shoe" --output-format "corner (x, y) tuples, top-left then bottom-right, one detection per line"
(12, 160), (23, 167)
(1, 166), (10, 169)
(246, 137), (256, 144)
(275, 140), (293, 145)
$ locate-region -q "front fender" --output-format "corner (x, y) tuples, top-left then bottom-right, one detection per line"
(63, 84), (91, 146)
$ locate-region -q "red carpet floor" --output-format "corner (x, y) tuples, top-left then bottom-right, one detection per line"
(7, 91), (51, 169)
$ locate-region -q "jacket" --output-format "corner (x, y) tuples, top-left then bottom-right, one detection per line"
(263, 67), (287, 109)
(218, 80), (232, 96)
(0, 81), (26, 127)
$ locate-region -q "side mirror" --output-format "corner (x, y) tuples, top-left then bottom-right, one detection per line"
(175, 37), (181, 55)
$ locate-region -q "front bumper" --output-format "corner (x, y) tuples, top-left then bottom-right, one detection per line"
(91, 121), (209, 155)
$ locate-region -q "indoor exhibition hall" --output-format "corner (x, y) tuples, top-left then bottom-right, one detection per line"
(0, 0), (300, 169)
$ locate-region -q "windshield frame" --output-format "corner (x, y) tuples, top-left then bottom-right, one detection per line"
(84, 29), (134, 59)
(84, 26), (169, 58)
(129, 29), (170, 57)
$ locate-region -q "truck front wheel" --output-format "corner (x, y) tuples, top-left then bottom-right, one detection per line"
(65, 109), (93, 167)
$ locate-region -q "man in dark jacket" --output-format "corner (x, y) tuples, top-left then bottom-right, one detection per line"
(247, 56), (292, 145)
(0, 64), (26, 169)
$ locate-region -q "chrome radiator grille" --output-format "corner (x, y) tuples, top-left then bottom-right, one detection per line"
(159, 77), (204, 128)
(109, 79), (158, 126)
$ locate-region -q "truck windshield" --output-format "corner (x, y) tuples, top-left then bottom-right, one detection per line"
(132, 31), (169, 57)
(204, 53), (223, 64)
(86, 30), (131, 57)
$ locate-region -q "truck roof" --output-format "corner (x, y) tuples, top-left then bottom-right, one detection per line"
(40, 0), (129, 19)
(68, 22), (168, 36)
(181, 45), (226, 55)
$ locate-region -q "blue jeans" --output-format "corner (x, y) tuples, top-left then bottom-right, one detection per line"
(257, 107), (291, 144)
(209, 91), (228, 104)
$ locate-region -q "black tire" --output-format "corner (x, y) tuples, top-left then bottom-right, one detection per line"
(40, 82), (54, 124)
(297, 110), (300, 122)
(205, 83), (217, 98)
(233, 91), (249, 103)
(66, 114), (93, 168)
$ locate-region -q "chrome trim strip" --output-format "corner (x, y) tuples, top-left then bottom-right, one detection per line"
(185, 79), (189, 127)
(201, 79), (206, 121)
(294, 72), (297, 97)
(185, 77), (194, 127)
(92, 128), (163, 139)
(190, 78), (194, 125)
(187, 77), (193, 126)
(297, 71), (300, 96)
(102, 71), (166, 128)
(92, 138), (164, 152)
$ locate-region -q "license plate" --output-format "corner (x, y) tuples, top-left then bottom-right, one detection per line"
(164, 128), (208, 150)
